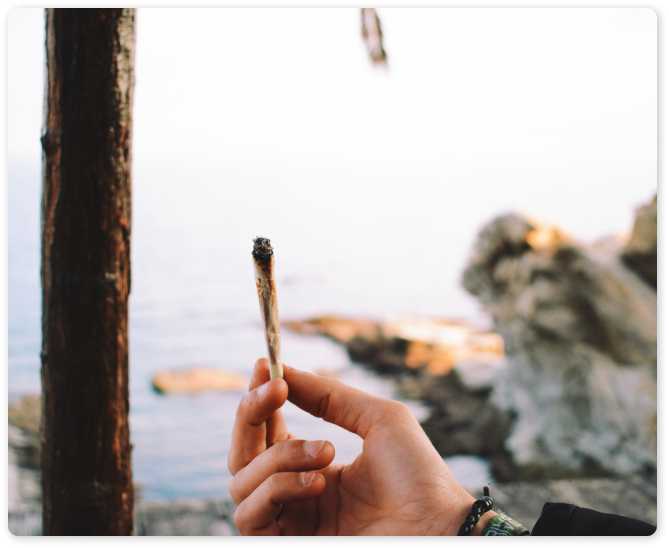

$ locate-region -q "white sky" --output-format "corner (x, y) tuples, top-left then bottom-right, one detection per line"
(8, 8), (656, 223)
(7, 7), (658, 317)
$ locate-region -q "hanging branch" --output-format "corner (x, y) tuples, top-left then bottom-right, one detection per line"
(361, 8), (388, 66)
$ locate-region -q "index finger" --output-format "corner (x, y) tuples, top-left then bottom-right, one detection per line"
(283, 364), (389, 438)
(228, 360), (288, 475)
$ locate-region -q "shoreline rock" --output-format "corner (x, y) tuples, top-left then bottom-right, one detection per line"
(9, 395), (41, 470)
(285, 315), (505, 377)
(621, 194), (657, 288)
(490, 476), (656, 529)
(398, 372), (515, 479)
(462, 208), (656, 480)
(151, 368), (248, 395)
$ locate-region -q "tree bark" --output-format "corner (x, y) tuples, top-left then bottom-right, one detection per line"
(40, 8), (135, 535)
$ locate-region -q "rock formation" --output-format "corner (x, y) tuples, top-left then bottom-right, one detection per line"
(622, 195), (657, 289)
(462, 201), (657, 479)
(285, 315), (504, 376)
(9, 395), (41, 470)
(151, 369), (248, 395)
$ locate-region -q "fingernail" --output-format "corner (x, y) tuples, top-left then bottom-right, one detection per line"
(304, 440), (325, 459)
(301, 471), (317, 486)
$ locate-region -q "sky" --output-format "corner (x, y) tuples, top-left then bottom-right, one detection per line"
(7, 7), (658, 318)
(8, 7), (657, 222)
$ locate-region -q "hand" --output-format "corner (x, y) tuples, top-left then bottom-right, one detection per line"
(228, 359), (489, 535)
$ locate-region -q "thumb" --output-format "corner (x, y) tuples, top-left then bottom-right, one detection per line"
(283, 364), (392, 438)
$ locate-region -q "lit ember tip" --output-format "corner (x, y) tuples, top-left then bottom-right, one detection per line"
(252, 237), (273, 262)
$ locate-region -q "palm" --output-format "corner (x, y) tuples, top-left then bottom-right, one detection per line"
(277, 423), (455, 535)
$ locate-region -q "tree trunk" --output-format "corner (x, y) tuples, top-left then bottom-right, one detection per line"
(40, 8), (135, 535)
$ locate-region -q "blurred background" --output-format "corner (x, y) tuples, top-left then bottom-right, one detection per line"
(8, 7), (656, 533)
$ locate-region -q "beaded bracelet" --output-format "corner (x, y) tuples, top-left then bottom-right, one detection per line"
(458, 486), (495, 535)
(458, 486), (530, 536)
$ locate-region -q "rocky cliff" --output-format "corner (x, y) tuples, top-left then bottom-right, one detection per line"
(622, 195), (657, 289)
(462, 195), (657, 479)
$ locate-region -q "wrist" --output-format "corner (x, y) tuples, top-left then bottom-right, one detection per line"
(438, 491), (477, 536)
(441, 486), (529, 536)
(443, 488), (495, 536)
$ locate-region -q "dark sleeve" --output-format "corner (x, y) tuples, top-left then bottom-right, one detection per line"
(531, 503), (655, 536)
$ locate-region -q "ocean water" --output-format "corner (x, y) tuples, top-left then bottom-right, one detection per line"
(7, 7), (656, 501)
(7, 156), (653, 501)
(8, 162), (492, 500)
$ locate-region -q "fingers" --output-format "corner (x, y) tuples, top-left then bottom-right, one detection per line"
(229, 439), (334, 504)
(283, 364), (390, 438)
(248, 358), (290, 445)
(228, 361), (288, 475)
(234, 471), (326, 535)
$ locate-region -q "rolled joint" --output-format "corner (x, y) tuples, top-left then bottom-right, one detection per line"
(252, 237), (282, 379)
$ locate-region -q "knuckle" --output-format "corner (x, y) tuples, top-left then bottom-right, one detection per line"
(265, 439), (298, 466)
(385, 400), (411, 419)
(266, 473), (283, 493)
(270, 439), (314, 471)
(265, 472), (295, 498)
(292, 439), (311, 460)
(315, 390), (332, 420)
(298, 439), (311, 456)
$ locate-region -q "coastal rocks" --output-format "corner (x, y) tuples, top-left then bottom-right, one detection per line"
(9, 396), (42, 536)
(151, 369), (247, 394)
(7, 413), (240, 536)
(9, 394), (41, 470)
(9, 424), (42, 536)
(462, 212), (657, 479)
(285, 316), (505, 377)
(400, 372), (514, 478)
(9, 394), (41, 433)
(134, 499), (238, 536)
(621, 194), (657, 288)
(490, 476), (656, 530)
(9, 491), (240, 536)
(8, 443), (41, 536)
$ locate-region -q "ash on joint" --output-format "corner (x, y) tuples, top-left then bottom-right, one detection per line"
(253, 237), (274, 264)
